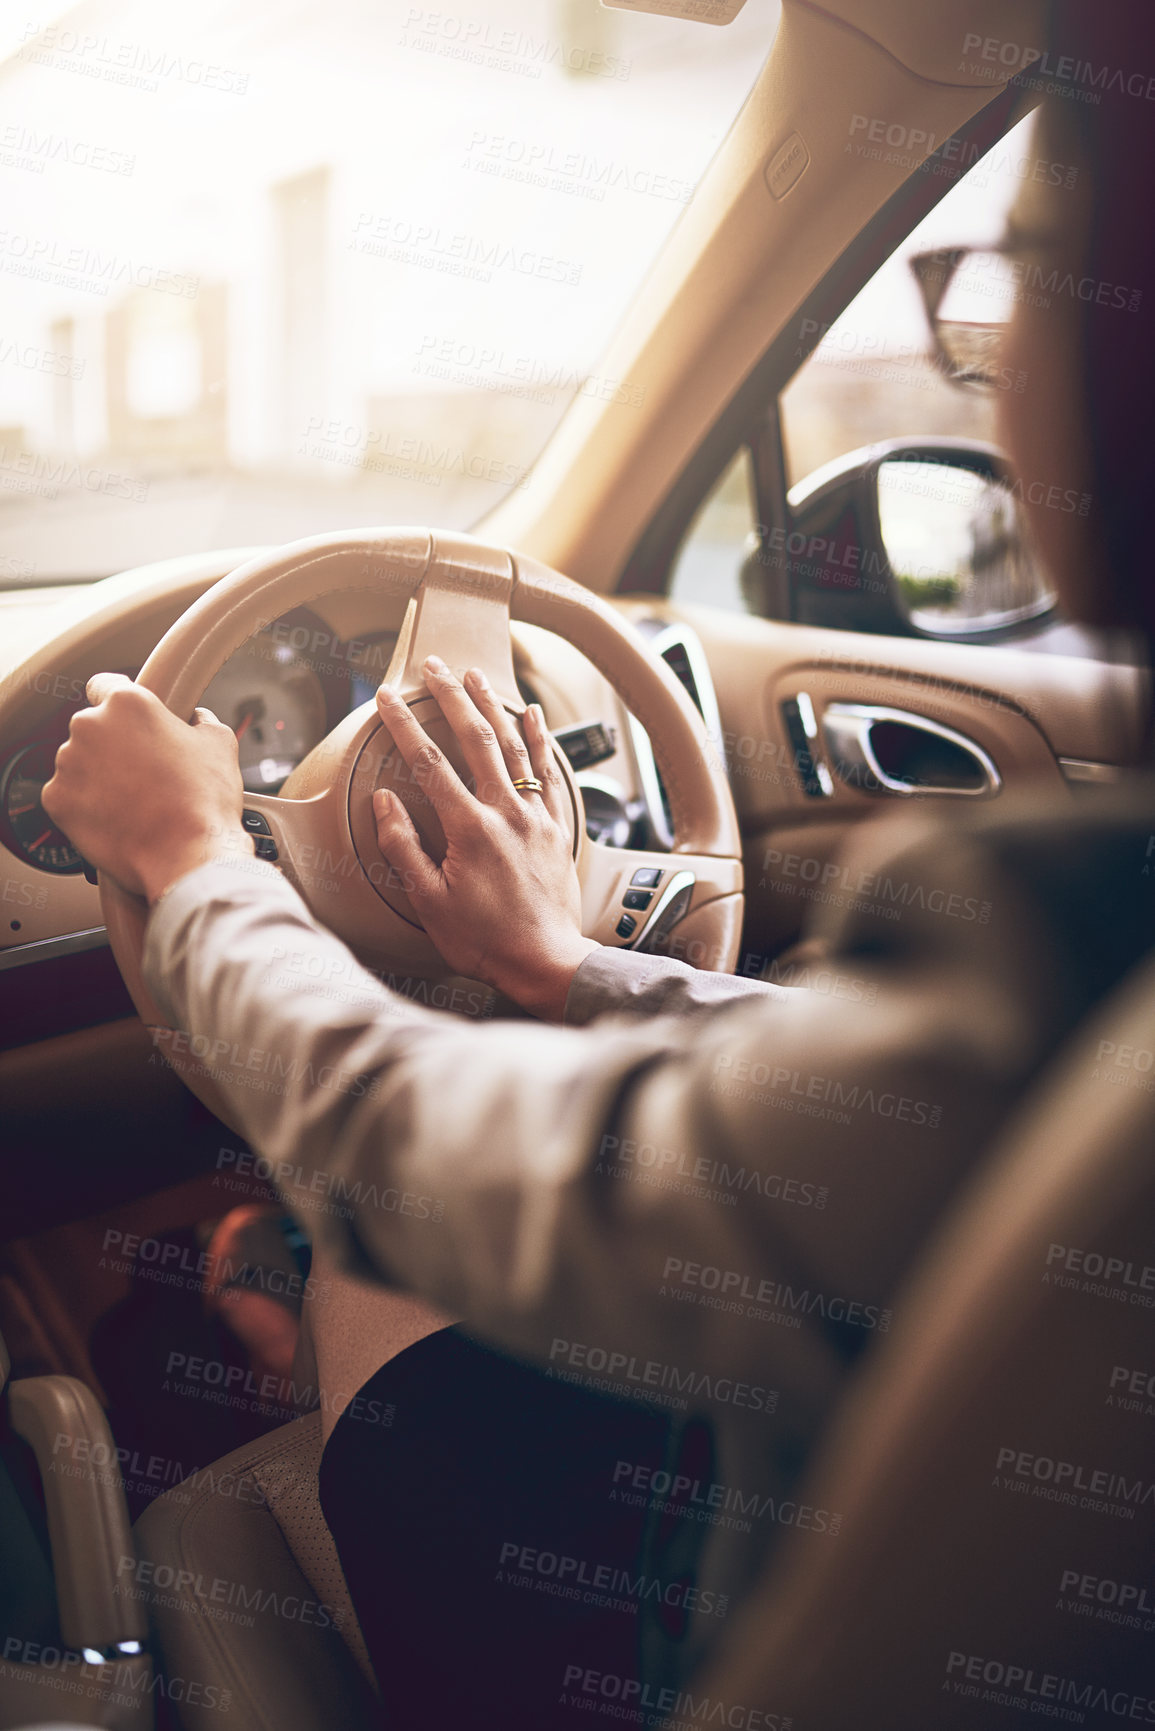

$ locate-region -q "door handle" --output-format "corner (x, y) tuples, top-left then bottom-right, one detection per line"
(821, 703), (1000, 797)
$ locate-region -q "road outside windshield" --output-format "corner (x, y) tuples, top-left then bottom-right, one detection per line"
(0, 0), (777, 582)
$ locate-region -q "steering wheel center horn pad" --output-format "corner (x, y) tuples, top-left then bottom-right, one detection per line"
(99, 529), (743, 1125)
(346, 698), (581, 931)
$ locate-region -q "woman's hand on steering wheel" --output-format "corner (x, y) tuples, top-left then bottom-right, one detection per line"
(42, 673), (251, 903)
(374, 656), (597, 1021)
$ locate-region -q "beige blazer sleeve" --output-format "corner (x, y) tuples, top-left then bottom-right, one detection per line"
(141, 802), (1072, 1426)
(565, 944), (787, 1024)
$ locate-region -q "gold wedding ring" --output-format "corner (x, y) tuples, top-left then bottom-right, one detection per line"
(511, 776), (544, 794)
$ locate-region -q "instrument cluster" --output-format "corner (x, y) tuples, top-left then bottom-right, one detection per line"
(0, 610), (399, 875)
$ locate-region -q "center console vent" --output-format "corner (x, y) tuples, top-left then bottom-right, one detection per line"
(628, 620), (725, 849)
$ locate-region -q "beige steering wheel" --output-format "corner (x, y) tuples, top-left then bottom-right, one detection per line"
(102, 529), (743, 1107)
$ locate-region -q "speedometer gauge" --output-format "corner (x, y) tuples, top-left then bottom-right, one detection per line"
(201, 639), (328, 792)
(1, 742), (83, 874)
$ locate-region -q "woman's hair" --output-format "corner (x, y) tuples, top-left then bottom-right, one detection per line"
(1042, 4), (1155, 652)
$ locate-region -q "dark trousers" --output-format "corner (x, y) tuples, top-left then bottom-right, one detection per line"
(319, 1326), (690, 1729)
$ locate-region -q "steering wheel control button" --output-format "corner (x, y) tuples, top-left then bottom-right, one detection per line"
(554, 720), (617, 772)
(623, 889), (653, 911)
(242, 809), (272, 834)
(615, 913), (638, 940)
(254, 836), (279, 862)
(633, 869), (697, 956)
(630, 866), (662, 888)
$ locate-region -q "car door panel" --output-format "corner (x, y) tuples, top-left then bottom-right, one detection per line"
(616, 595), (1149, 959)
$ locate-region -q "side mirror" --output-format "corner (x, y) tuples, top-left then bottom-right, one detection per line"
(780, 437), (1057, 641)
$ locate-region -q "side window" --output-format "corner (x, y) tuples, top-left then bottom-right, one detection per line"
(665, 115), (1050, 628)
(668, 446), (759, 613)
(779, 113), (1042, 487)
(665, 113), (1094, 648)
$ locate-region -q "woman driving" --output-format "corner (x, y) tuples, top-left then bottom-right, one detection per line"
(40, 3), (1155, 1724)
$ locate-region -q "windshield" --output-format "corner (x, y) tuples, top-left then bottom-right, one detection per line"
(0, 0), (776, 583)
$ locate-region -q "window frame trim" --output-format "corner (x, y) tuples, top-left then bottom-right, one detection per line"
(615, 81), (1036, 612)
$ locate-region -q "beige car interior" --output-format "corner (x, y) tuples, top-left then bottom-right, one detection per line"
(0, 0), (1149, 1725)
